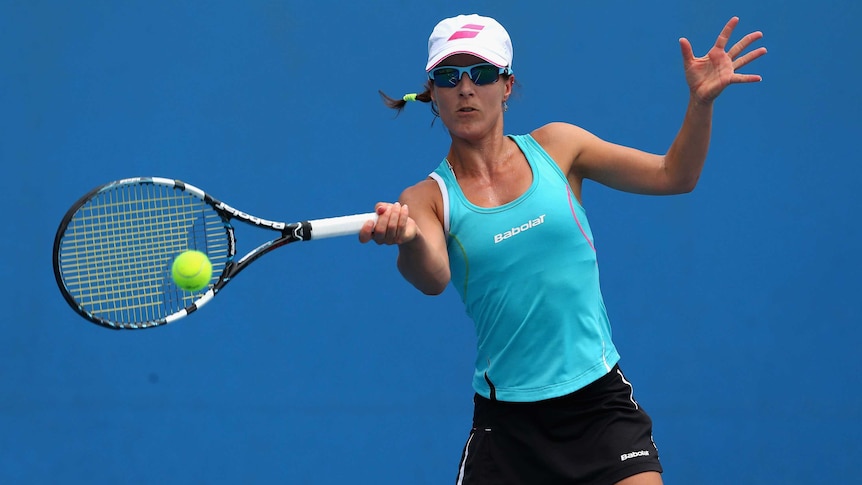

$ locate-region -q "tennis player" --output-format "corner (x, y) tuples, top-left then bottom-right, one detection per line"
(360, 14), (765, 485)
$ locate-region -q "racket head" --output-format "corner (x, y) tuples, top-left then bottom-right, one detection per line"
(52, 177), (233, 329)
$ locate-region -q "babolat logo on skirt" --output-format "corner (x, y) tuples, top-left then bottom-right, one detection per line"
(620, 450), (651, 461)
(494, 214), (546, 244)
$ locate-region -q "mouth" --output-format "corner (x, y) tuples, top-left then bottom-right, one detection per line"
(457, 107), (478, 113)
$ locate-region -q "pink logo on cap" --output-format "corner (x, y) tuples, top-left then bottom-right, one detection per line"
(448, 24), (485, 40)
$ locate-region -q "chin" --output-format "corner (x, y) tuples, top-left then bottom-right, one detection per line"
(447, 122), (496, 140)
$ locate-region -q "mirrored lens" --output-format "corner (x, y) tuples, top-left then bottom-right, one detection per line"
(430, 64), (502, 88)
(432, 67), (461, 87)
(470, 65), (501, 85)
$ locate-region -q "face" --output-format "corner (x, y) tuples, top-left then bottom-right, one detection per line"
(429, 54), (513, 139)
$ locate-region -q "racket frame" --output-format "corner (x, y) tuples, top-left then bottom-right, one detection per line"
(53, 176), (375, 329)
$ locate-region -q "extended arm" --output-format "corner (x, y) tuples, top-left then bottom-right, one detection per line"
(538, 17), (766, 196)
(359, 180), (451, 295)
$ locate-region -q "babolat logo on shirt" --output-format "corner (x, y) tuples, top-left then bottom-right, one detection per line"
(493, 214), (546, 244)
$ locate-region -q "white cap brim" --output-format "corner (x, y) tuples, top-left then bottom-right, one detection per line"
(426, 47), (509, 71)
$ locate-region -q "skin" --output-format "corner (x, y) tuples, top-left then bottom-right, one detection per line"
(360, 17), (766, 484)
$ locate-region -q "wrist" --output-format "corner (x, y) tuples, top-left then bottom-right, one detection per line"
(689, 92), (716, 109)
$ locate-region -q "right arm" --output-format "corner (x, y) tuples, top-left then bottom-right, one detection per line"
(359, 179), (450, 295)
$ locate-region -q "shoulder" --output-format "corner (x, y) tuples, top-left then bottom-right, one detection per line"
(529, 122), (597, 175)
(530, 122), (594, 147)
(401, 177), (442, 202)
(399, 178), (445, 227)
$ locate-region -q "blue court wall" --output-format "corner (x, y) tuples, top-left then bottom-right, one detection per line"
(2, 1), (859, 483)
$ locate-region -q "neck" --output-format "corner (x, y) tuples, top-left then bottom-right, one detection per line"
(446, 135), (514, 179)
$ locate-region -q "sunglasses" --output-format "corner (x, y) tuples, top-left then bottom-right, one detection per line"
(428, 63), (510, 88)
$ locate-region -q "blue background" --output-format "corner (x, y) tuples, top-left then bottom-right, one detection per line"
(2, 1), (859, 483)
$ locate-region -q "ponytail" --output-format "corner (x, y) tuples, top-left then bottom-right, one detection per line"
(378, 81), (438, 117)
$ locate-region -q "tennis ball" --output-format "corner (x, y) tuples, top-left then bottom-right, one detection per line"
(171, 250), (212, 292)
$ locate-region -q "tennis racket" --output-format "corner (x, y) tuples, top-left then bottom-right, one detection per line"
(52, 176), (377, 330)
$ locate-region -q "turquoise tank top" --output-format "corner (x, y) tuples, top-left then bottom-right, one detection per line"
(430, 134), (620, 402)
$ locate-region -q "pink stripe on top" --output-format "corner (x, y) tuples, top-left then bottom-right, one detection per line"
(567, 185), (596, 252)
(448, 24), (485, 40)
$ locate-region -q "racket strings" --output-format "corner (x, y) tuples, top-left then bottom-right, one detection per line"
(57, 183), (229, 326)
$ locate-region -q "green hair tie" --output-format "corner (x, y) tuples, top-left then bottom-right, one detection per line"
(402, 93), (418, 102)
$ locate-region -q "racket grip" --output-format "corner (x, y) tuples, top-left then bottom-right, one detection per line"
(308, 212), (378, 239)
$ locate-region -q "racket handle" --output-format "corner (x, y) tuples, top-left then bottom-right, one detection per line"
(308, 212), (378, 239)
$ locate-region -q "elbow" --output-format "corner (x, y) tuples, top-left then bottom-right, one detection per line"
(419, 284), (447, 296)
(413, 271), (450, 295)
(665, 173), (700, 195)
(397, 260), (449, 296)
(680, 175), (700, 194)
(659, 153), (703, 194)
(408, 276), (448, 295)
(676, 180), (698, 194)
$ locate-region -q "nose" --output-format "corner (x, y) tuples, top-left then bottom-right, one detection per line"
(455, 72), (476, 92)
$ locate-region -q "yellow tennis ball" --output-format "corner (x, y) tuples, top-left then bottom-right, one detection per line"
(171, 250), (212, 292)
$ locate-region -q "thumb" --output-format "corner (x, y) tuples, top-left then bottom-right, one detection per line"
(679, 37), (694, 66)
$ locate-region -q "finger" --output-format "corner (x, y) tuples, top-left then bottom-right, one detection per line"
(731, 73), (763, 84)
(375, 201), (391, 214)
(714, 16), (739, 50)
(368, 203), (386, 244)
(358, 220), (376, 244)
(679, 37), (695, 65)
(385, 202), (402, 242)
(397, 203), (412, 243)
(728, 31), (764, 59)
(372, 204), (392, 244)
(732, 46), (767, 70)
(393, 203), (406, 243)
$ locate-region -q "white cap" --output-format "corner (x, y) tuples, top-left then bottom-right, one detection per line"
(425, 14), (513, 72)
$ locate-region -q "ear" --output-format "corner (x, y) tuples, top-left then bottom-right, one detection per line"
(503, 75), (515, 100)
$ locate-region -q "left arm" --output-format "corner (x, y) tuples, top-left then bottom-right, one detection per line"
(662, 16), (767, 191)
(538, 17), (766, 196)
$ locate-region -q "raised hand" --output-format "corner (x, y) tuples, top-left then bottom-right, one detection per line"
(679, 17), (767, 103)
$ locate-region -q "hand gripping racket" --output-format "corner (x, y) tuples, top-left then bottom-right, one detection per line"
(52, 176), (377, 330)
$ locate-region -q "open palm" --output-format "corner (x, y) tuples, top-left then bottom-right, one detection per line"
(680, 17), (767, 103)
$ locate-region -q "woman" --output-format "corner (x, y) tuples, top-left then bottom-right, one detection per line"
(360, 13), (765, 485)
